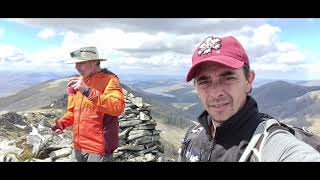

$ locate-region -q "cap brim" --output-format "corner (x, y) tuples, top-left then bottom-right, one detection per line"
(186, 55), (244, 82)
(65, 58), (107, 64)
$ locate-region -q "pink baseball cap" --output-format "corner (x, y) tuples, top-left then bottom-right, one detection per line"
(186, 36), (249, 82)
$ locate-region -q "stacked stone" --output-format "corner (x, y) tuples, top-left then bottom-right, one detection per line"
(113, 89), (164, 162)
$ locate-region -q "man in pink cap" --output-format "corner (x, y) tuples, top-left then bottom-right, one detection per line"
(179, 36), (320, 162)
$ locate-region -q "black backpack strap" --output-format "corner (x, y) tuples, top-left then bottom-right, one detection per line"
(278, 123), (320, 152)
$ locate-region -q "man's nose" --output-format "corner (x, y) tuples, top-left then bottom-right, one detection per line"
(208, 79), (224, 98)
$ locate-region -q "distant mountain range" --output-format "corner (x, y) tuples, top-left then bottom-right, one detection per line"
(0, 77), (195, 128)
(0, 71), (68, 97)
(251, 80), (320, 112)
(0, 78), (68, 112)
(1, 73), (320, 129)
(130, 79), (320, 128)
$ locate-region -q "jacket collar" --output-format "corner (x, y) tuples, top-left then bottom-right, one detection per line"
(197, 96), (260, 141)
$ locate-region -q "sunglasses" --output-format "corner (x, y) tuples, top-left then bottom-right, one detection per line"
(70, 50), (96, 58)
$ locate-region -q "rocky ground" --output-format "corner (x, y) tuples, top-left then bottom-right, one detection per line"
(0, 88), (168, 162)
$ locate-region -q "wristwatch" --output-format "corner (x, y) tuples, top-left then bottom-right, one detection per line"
(82, 87), (91, 97)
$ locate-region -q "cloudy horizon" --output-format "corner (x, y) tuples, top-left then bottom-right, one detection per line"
(0, 18), (320, 81)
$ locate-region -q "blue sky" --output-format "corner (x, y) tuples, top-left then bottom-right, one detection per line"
(0, 18), (320, 81)
(0, 20), (63, 52)
(272, 19), (320, 51)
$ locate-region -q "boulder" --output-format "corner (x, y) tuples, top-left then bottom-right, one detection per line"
(127, 131), (153, 141)
(119, 127), (133, 139)
(49, 147), (72, 160)
(117, 145), (145, 151)
(127, 153), (155, 162)
(139, 112), (150, 121)
(119, 120), (143, 128)
(129, 135), (160, 145)
(131, 97), (143, 108)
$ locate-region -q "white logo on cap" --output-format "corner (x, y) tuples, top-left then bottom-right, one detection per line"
(197, 36), (222, 56)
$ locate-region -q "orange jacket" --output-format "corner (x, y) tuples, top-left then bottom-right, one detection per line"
(58, 70), (125, 155)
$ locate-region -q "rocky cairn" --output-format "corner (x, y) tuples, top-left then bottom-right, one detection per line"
(0, 88), (163, 162)
(114, 89), (163, 162)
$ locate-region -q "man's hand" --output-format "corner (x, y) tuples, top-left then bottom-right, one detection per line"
(51, 118), (64, 134)
(67, 77), (89, 94)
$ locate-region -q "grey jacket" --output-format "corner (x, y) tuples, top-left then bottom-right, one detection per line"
(179, 96), (320, 162)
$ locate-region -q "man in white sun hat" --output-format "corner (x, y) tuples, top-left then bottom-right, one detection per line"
(51, 46), (125, 162)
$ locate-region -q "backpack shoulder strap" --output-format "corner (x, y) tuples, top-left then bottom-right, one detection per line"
(178, 123), (204, 162)
(239, 118), (280, 162)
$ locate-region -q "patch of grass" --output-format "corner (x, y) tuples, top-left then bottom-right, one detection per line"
(16, 144), (34, 162)
(309, 119), (320, 135)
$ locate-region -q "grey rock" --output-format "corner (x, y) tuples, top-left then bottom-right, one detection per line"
(0, 154), (19, 162)
(144, 120), (157, 126)
(127, 131), (153, 141)
(128, 130), (152, 136)
(124, 107), (133, 115)
(49, 147), (72, 160)
(139, 112), (150, 121)
(0, 112), (32, 134)
(119, 113), (125, 119)
(119, 127), (133, 139)
(113, 151), (124, 159)
(0, 140), (23, 157)
(117, 145), (145, 151)
(125, 99), (131, 103)
(39, 119), (53, 129)
(144, 142), (156, 148)
(131, 97), (143, 108)
(46, 136), (72, 150)
(153, 130), (161, 135)
(127, 153), (155, 162)
(119, 117), (127, 122)
(126, 114), (135, 118)
(30, 157), (53, 162)
(133, 125), (156, 130)
(157, 156), (163, 162)
(129, 135), (160, 145)
(144, 103), (151, 108)
(119, 139), (126, 146)
(138, 145), (158, 155)
(128, 93), (135, 99)
(54, 157), (71, 162)
(131, 110), (140, 115)
(119, 152), (135, 160)
(26, 134), (45, 157)
(157, 144), (164, 153)
(119, 120), (143, 128)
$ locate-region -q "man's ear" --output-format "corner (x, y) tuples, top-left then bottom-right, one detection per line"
(247, 70), (255, 93)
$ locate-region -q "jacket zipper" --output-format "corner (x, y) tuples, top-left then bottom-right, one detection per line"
(77, 77), (87, 151)
(208, 121), (217, 161)
(208, 142), (215, 161)
(78, 95), (84, 150)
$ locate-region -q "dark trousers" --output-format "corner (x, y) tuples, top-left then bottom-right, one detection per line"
(70, 149), (113, 162)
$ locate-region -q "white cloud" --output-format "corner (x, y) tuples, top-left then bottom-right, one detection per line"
(2, 18), (319, 79)
(251, 24), (281, 47)
(251, 63), (292, 72)
(37, 28), (56, 39)
(0, 44), (26, 63)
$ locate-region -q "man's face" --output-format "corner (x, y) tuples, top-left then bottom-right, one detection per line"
(194, 62), (254, 124)
(75, 61), (96, 77)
